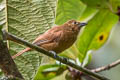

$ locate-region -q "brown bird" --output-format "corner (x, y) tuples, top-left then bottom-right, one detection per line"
(12, 20), (87, 59)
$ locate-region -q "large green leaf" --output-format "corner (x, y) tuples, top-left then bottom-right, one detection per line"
(0, 0), (56, 79)
(55, 0), (86, 25)
(79, 7), (98, 22)
(77, 10), (119, 63)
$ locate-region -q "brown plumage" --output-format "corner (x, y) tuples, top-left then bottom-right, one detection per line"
(12, 20), (87, 59)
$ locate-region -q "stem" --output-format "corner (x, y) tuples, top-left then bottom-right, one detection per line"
(92, 59), (120, 73)
(2, 30), (110, 80)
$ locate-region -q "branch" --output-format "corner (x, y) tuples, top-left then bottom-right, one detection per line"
(0, 40), (24, 80)
(92, 59), (120, 73)
(2, 30), (110, 80)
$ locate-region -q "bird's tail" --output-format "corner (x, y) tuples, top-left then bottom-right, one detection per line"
(12, 48), (31, 59)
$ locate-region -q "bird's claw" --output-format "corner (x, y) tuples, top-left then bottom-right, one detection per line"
(49, 51), (69, 66)
(59, 56), (69, 66)
(49, 51), (58, 58)
(63, 57), (68, 63)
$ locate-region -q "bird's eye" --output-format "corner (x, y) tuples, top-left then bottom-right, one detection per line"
(74, 21), (77, 24)
(72, 21), (77, 25)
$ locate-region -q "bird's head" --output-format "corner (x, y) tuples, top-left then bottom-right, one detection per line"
(64, 20), (87, 34)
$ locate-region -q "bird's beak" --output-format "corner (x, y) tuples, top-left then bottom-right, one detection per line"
(78, 23), (87, 27)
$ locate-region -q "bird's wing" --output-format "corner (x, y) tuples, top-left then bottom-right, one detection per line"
(33, 26), (63, 46)
(12, 26), (63, 59)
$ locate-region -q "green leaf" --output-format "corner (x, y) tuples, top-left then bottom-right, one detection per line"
(81, 0), (108, 8)
(0, 0), (5, 27)
(55, 0), (86, 25)
(60, 44), (80, 60)
(110, 0), (120, 11)
(79, 7), (98, 22)
(0, 0), (56, 79)
(80, 52), (92, 67)
(34, 64), (67, 80)
(0, 0), (5, 39)
(77, 10), (119, 63)
(0, 69), (3, 76)
(81, 0), (120, 13)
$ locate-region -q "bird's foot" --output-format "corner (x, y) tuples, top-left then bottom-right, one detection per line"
(49, 51), (58, 58)
(49, 51), (62, 66)
(58, 56), (69, 66)
(49, 51), (69, 66)
(63, 57), (68, 63)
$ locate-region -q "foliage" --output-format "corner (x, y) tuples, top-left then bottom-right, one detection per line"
(34, 64), (67, 80)
(0, 0), (56, 80)
(56, 0), (118, 67)
(0, 0), (119, 80)
(54, 0), (119, 79)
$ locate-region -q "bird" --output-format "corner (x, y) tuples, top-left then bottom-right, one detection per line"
(12, 20), (87, 59)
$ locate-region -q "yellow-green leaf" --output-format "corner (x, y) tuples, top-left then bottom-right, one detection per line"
(77, 10), (119, 63)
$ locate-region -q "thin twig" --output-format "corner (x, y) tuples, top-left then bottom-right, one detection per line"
(92, 59), (120, 73)
(2, 30), (110, 80)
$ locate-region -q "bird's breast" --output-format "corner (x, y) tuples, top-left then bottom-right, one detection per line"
(54, 31), (77, 53)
